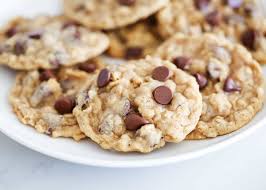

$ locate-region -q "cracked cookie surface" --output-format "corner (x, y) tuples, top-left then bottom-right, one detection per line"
(155, 33), (264, 139)
(74, 56), (202, 152)
(0, 16), (109, 70)
(156, 0), (266, 64)
(106, 18), (163, 59)
(9, 58), (104, 141)
(64, 0), (169, 30)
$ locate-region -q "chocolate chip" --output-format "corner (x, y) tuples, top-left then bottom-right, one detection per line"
(223, 77), (241, 92)
(125, 113), (149, 131)
(97, 68), (111, 88)
(14, 40), (27, 55)
(28, 29), (43, 39)
(119, 0), (136, 6)
(172, 56), (192, 70)
(125, 47), (143, 59)
(54, 97), (76, 114)
(194, 0), (210, 10)
(194, 73), (208, 90)
(47, 128), (53, 136)
(39, 70), (56, 81)
(153, 86), (173, 105)
(5, 27), (17, 38)
(79, 62), (97, 73)
(206, 11), (221, 26)
(241, 29), (257, 50)
(152, 66), (170, 82)
(225, 0), (243, 9)
(147, 15), (158, 26)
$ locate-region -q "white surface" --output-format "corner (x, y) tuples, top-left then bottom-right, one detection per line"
(1, 0), (266, 168)
(1, 126), (266, 190)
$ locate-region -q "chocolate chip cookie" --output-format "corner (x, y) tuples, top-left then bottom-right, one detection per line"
(9, 58), (104, 141)
(0, 16), (109, 70)
(155, 33), (264, 139)
(63, 0), (169, 30)
(74, 56), (202, 152)
(156, 0), (266, 64)
(106, 17), (163, 59)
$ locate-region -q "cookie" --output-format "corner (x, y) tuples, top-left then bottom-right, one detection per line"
(156, 0), (266, 64)
(63, 0), (169, 30)
(106, 17), (162, 59)
(74, 56), (202, 152)
(9, 58), (104, 141)
(0, 16), (109, 70)
(155, 33), (264, 139)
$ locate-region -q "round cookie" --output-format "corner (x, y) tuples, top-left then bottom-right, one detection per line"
(156, 0), (266, 64)
(0, 16), (109, 70)
(9, 58), (104, 141)
(106, 17), (163, 59)
(74, 56), (202, 152)
(63, 0), (169, 30)
(155, 33), (264, 139)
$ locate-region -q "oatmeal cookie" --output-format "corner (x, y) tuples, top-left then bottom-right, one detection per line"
(9, 58), (104, 141)
(0, 16), (109, 70)
(106, 17), (163, 59)
(63, 0), (169, 30)
(156, 0), (266, 64)
(155, 33), (264, 139)
(74, 56), (202, 152)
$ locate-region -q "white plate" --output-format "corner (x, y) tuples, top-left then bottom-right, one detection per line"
(0, 0), (266, 168)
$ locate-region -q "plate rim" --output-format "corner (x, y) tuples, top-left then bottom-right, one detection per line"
(1, 114), (265, 168)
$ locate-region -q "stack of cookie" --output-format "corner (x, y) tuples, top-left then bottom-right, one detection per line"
(0, 0), (265, 153)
